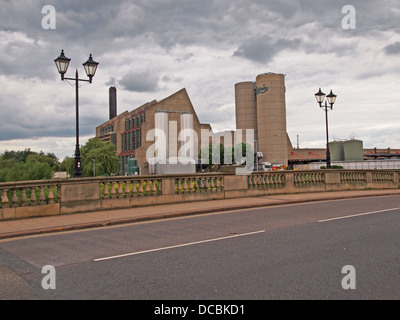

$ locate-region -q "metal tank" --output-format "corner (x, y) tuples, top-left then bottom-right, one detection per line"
(329, 141), (345, 162)
(343, 139), (363, 161)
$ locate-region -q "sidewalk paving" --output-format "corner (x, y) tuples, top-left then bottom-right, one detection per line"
(1, 189), (400, 240)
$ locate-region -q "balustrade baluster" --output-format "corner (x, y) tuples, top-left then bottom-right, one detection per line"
(117, 181), (124, 198)
(182, 178), (188, 193)
(2, 188), (9, 207)
(48, 186), (55, 204)
(132, 180), (138, 196)
(210, 177), (216, 191)
(125, 181), (131, 197)
(29, 187), (36, 205)
(12, 189), (18, 207)
(39, 186), (45, 205)
(21, 188), (27, 206)
(136, 180), (143, 195)
(194, 178), (200, 192)
(102, 182), (109, 199)
(176, 179), (182, 193)
(152, 179), (158, 194)
(216, 176), (222, 191)
(248, 176), (253, 189)
(205, 177), (210, 192)
(198, 177), (204, 192)
(145, 180), (151, 195)
(110, 182), (117, 198)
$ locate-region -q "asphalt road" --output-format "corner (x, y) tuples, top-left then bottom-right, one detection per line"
(0, 195), (399, 301)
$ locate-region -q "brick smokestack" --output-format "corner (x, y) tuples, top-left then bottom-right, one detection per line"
(109, 87), (117, 120)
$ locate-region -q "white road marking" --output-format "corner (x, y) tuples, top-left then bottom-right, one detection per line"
(318, 208), (399, 223)
(94, 230), (266, 262)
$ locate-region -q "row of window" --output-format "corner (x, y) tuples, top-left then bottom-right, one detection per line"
(125, 113), (145, 131)
(100, 125), (114, 136)
(121, 128), (142, 152)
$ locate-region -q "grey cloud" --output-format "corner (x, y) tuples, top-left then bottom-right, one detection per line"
(105, 77), (116, 86)
(118, 71), (159, 92)
(233, 35), (301, 63)
(384, 42), (400, 55)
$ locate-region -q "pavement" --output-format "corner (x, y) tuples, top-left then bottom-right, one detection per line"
(1, 189), (400, 240)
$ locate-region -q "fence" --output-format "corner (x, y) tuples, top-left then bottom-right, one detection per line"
(1, 169), (399, 220)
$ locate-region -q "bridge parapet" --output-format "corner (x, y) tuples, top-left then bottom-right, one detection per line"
(1, 170), (399, 221)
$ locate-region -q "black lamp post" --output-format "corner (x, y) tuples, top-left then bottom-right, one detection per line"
(315, 88), (337, 169)
(54, 50), (99, 177)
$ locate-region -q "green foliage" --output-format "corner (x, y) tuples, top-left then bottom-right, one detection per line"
(320, 165), (344, 170)
(60, 157), (75, 177)
(80, 138), (120, 177)
(0, 149), (58, 182)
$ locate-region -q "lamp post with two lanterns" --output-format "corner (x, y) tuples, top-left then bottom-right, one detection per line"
(54, 50), (99, 177)
(314, 88), (337, 169)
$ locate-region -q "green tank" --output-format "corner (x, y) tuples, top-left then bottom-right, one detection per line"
(128, 158), (140, 175)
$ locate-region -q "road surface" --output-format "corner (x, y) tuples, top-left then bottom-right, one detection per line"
(1, 195), (399, 301)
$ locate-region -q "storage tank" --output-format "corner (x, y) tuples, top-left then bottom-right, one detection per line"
(235, 81), (258, 141)
(128, 157), (140, 175)
(255, 73), (288, 165)
(344, 139), (363, 161)
(329, 141), (344, 161)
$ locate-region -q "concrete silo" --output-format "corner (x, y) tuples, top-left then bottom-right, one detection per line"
(255, 73), (288, 165)
(235, 81), (258, 141)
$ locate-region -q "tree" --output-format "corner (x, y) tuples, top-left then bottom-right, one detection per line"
(0, 149), (58, 182)
(60, 157), (75, 177)
(199, 143), (225, 170)
(1, 149), (35, 163)
(80, 138), (120, 177)
(232, 142), (254, 164)
(26, 153), (58, 170)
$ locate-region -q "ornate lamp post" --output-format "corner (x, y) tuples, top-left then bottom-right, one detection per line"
(54, 50), (99, 177)
(315, 88), (337, 169)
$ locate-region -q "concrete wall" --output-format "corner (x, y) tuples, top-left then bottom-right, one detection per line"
(1, 170), (399, 221)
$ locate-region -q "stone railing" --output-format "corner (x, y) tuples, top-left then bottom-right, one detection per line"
(0, 180), (61, 219)
(1, 169), (399, 221)
(175, 175), (224, 193)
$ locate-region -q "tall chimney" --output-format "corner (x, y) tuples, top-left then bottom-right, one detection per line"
(109, 87), (117, 120)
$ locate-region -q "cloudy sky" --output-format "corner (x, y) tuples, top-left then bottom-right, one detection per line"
(1, 0), (400, 160)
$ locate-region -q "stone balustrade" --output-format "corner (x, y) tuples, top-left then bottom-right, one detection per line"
(0, 169), (399, 221)
(175, 175), (224, 193)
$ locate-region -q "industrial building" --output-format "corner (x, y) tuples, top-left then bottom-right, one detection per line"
(96, 87), (212, 175)
(97, 74), (400, 175)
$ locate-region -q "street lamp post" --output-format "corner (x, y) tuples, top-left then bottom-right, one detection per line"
(54, 50), (99, 177)
(314, 88), (337, 169)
